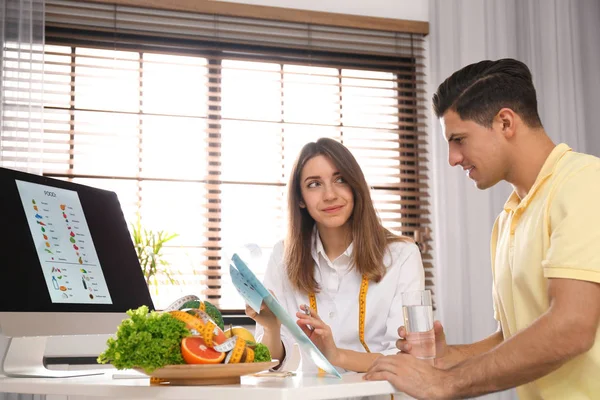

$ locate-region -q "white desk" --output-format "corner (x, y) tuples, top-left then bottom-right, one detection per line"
(0, 371), (409, 400)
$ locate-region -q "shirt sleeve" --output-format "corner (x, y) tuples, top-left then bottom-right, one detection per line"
(492, 282), (500, 322)
(490, 216), (501, 322)
(381, 242), (425, 355)
(543, 164), (600, 283)
(253, 240), (298, 371)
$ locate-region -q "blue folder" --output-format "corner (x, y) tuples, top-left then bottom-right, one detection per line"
(229, 253), (341, 378)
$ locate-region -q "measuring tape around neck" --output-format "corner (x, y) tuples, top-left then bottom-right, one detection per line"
(309, 276), (391, 399)
(308, 274), (371, 356)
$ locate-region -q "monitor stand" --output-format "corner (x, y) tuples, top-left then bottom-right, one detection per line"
(2, 336), (107, 378)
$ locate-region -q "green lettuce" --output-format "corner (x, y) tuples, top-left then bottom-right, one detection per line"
(97, 305), (190, 373)
(252, 343), (271, 363)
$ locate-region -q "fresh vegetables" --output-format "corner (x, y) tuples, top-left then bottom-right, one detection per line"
(98, 301), (272, 373)
(97, 305), (190, 373)
(180, 299), (202, 310)
(253, 343), (271, 363)
(202, 301), (225, 331)
(247, 341), (271, 363)
(180, 300), (225, 331)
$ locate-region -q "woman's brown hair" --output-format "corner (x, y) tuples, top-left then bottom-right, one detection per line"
(284, 137), (413, 294)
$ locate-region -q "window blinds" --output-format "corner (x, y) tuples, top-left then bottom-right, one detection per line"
(3, 0), (433, 309)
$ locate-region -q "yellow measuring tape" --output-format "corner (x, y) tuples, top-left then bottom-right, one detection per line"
(307, 290), (327, 376)
(308, 275), (370, 374)
(308, 275), (393, 399)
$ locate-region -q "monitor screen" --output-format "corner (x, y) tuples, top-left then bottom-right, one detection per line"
(0, 166), (154, 336)
(16, 178), (113, 305)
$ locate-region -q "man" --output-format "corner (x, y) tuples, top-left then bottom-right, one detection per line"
(364, 58), (600, 399)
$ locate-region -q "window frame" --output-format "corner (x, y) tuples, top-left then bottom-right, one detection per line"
(20, 1), (434, 311)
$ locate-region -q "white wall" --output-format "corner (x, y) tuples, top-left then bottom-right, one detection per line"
(576, 2), (600, 158)
(214, 0), (429, 22)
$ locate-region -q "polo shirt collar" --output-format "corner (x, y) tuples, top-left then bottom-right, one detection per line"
(503, 143), (571, 212)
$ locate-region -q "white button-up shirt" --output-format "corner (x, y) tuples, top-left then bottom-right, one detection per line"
(255, 229), (425, 374)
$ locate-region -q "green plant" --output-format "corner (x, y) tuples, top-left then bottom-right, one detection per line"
(130, 217), (179, 291)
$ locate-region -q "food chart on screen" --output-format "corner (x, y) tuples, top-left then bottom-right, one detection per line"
(15, 180), (112, 304)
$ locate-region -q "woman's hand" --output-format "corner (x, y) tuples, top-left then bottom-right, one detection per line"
(245, 290), (281, 332)
(296, 305), (341, 365)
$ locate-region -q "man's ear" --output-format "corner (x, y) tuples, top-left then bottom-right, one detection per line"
(495, 108), (516, 139)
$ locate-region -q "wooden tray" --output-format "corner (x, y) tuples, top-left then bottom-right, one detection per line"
(136, 361), (279, 386)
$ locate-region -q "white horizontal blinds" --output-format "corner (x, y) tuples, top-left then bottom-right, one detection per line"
(1, 0), (45, 172)
(40, 44), (218, 307)
(42, 0), (432, 309)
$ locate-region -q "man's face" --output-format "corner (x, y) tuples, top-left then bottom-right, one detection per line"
(440, 110), (508, 190)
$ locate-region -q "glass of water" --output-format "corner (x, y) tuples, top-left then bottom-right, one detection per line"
(402, 289), (435, 361)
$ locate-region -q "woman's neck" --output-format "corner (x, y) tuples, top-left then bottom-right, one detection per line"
(317, 223), (352, 261)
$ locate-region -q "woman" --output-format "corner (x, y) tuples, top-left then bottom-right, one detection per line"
(247, 137), (425, 374)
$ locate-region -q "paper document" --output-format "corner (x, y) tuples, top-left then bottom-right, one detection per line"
(229, 253), (341, 378)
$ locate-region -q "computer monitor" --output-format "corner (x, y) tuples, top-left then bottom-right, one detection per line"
(0, 167), (154, 378)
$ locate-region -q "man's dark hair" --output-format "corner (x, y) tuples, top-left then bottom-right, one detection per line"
(432, 58), (543, 128)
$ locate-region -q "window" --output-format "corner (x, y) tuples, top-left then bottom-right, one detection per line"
(1, 0), (432, 310)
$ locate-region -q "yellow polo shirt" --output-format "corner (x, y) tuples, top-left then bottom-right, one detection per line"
(490, 143), (600, 399)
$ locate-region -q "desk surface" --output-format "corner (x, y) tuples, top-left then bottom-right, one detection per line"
(0, 370), (407, 400)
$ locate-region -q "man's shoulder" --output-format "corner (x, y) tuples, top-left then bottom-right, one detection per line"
(557, 149), (600, 175)
(545, 150), (600, 210)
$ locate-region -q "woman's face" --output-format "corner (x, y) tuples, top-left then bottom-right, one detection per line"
(299, 154), (354, 231)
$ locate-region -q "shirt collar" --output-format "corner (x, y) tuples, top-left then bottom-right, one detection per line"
(503, 143), (572, 212)
(311, 225), (353, 263)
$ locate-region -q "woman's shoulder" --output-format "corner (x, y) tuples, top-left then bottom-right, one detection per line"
(263, 239), (288, 283)
(271, 239), (285, 256)
(266, 239), (286, 268)
(386, 238), (419, 253)
(384, 239), (421, 267)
